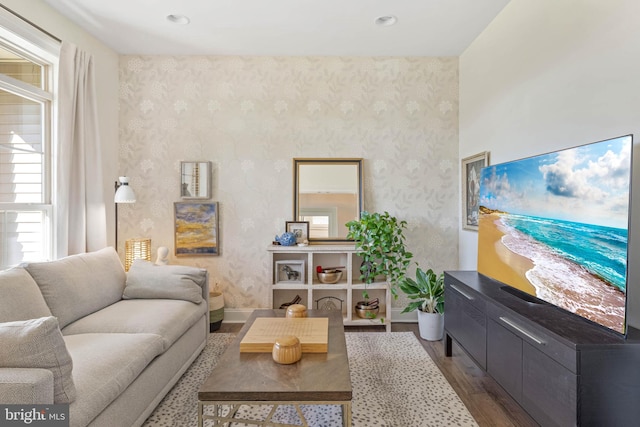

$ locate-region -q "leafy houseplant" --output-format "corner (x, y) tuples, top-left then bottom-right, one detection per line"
(399, 267), (445, 340)
(346, 211), (413, 306)
(399, 267), (444, 314)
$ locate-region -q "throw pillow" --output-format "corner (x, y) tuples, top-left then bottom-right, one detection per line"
(123, 260), (206, 304)
(0, 316), (76, 403)
(0, 268), (52, 323)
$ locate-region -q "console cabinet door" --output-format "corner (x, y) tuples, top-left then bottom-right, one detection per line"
(487, 318), (523, 402)
(521, 342), (577, 427)
(489, 316), (577, 427)
(445, 285), (487, 369)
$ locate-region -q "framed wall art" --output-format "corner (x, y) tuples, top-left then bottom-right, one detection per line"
(174, 202), (219, 256)
(461, 152), (489, 231)
(180, 161), (212, 199)
(286, 221), (310, 243)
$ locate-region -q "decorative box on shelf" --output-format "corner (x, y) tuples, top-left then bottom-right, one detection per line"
(275, 260), (305, 284)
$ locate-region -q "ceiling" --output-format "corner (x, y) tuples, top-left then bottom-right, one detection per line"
(42, 0), (510, 56)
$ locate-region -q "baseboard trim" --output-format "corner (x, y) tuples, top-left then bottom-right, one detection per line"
(391, 308), (418, 323)
(221, 308), (418, 324)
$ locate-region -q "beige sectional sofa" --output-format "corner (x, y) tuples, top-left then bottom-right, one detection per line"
(0, 247), (209, 427)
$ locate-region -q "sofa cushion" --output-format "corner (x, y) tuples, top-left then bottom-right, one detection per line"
(24, 247), (126, 329)
(61, 299), (207, 351)
(0, 368), (54, 404)
(0, 268), (52, 322)
(64, 333), (164, 427)
(0, 317), (76, 403)
(123, 260), (206, 304)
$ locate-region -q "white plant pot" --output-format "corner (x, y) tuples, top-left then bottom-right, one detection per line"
(417, 310), (444, 341)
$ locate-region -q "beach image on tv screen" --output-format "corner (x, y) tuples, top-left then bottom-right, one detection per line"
(477, 135), (632, 334)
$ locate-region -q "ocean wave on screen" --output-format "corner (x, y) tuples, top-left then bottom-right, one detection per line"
(504, 214), (627, 291)
(497, 216), (625, 332)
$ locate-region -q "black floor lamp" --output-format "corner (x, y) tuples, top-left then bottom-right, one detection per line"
(114, 176), (136, 250)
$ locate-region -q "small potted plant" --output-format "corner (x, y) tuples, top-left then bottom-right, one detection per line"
(399, 267), (445, 340)
(346, 211), (413, 320)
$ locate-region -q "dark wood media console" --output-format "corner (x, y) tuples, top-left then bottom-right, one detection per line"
(444, 271), (640, 427)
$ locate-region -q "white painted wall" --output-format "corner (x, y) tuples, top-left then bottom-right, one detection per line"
(459, 0), (640, 327)
(1, 0), (120, 247)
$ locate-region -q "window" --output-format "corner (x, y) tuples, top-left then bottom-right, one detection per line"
(0, 13), (58, 268)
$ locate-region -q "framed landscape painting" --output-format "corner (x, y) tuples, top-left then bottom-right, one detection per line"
(174, 202), (219, 256)
(461, 152), (489, 230)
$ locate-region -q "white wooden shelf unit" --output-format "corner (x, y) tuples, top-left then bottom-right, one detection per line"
(268, 244), (391, 332)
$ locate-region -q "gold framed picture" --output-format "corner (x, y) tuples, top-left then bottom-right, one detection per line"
(174, 202), (219, 256)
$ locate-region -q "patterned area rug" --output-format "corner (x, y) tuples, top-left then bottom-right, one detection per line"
(143, 332), (478, 427)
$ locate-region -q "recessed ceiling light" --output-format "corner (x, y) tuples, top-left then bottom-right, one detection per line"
(375, 15), (397, 27)
(166, 14), (190, 25)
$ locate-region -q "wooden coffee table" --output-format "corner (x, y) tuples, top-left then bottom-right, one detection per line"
(198, 309), (352, 426)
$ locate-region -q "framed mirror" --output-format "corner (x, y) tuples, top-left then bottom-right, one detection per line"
(180, 161), (211, 199)
(294, 158), (363, 242)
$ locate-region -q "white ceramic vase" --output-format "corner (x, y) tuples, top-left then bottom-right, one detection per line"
(417, 310), (444, 341)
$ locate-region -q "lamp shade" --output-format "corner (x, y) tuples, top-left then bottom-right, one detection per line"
(114, 176), (136, 203)
(125, 238), (151, 271)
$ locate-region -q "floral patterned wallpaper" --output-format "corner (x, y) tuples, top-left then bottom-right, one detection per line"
(118, 56), (459, 311)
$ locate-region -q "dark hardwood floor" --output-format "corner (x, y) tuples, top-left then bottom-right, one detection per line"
(215, 321), (539, 427)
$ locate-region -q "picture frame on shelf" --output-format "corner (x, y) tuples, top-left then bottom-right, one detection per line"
(461, 152), (489, 231)
(285, 221), (310, 243)
(174, 202), (219, 256)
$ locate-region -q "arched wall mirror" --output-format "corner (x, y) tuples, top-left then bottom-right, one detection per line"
(293, 158), (363, 242)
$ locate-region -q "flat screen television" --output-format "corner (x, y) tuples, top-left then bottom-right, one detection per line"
(477, 135), (633, 335)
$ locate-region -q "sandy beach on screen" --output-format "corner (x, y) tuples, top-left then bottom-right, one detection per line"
(477, 213), (537, 295)
(478, 212), (626, 332)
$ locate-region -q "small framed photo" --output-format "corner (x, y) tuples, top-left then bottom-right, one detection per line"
(286, 221), (309, 243)
(462, 152), (489, 231)
(174, 202), (219, 256)
(180, 161), (212, 199)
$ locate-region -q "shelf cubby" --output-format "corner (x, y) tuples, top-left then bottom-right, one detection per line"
(267, 244), (391, 331)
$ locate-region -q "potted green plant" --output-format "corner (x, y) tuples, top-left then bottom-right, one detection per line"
(346, 211), (413, 320)
(399, 267), (445, 340)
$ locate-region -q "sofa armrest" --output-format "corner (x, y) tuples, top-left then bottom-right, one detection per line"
(201, 271), (210, 303)
(0, 368), (54, 404)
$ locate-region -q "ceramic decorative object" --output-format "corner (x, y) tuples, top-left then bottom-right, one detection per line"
(272, 335), (302, 364)
(154, 246), (169, 265)
(275, 232), (296, 246)
(286, 304), (308, 318)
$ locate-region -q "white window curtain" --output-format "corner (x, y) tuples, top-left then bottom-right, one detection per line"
(57, 42), (106, 256)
